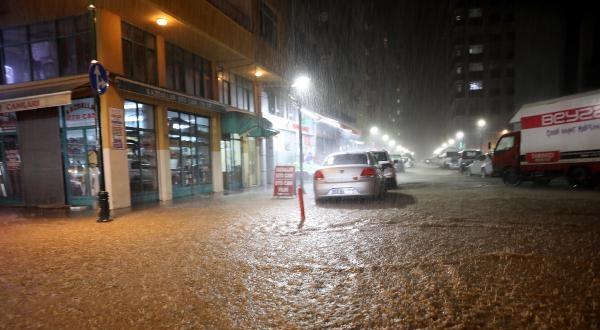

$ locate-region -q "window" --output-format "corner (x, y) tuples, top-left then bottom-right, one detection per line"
(455, 65), (464, 75)
(495, 135), (514, 152)
(469, 44), (483, 54)
(125, 101), (158, 202)
(1, 14), (90, 85)
(469, 62), (484, 72)
(121, 22), (156, 85)
(218, 68), (254, 112)
(259, 2), (277, 47)
(455, 82), (465, 94)
(168, 110), (212, 194)
(468, 8), (483, 18)
(469, 81), (483, 90)
(165, 42), (212, 98)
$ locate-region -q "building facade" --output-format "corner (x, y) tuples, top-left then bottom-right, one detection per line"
(0, 0), (289, 209)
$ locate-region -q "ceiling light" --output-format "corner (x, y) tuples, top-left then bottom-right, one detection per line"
(156, 18), (168, 26)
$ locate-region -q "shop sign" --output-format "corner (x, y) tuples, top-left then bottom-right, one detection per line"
(109, 107), (125, 149)
(65, 98), (96, 127)
(273, 165), (296, 197)
(0, 91), (71, 113)
(115, 76), (226, 113)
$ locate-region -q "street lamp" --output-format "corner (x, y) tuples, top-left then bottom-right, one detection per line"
(291, 75), (310, 193)
(455, 131), (464, 149)
(477, 119), (486, 150)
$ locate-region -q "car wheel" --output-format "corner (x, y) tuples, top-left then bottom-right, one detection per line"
(568, 167), (593, 189)
(502, 168), (521, 186)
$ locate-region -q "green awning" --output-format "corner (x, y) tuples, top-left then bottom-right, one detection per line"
(221, 112), (279, 137)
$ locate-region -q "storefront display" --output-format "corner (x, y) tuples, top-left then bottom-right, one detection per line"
(60, 98), (98, 206)
(168, 110), (212, 198)
(125, 100), (158, 204)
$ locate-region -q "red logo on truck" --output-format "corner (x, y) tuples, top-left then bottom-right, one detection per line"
(526, 151), (560, 163)
(521, 104), (600, 129)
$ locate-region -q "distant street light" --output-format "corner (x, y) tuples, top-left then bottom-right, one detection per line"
(370, 126), (379, 135)
(477, 119), (486, 128)
(455, 131), (465, 149)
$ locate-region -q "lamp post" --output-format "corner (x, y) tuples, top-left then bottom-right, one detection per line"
(291, 75), (310, 192)
(477, 119), (486, 151)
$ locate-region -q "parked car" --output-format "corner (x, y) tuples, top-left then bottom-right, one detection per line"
(313, 151), (386, 202)
(466, 153), (493, 178)
(401, 154), (415, 168)
(389, 154), (405, 173)
(458, 149), (482, 173)
(369, 150), (398, 188)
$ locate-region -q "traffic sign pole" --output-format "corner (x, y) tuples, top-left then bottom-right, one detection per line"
(88, 2), (112, 222)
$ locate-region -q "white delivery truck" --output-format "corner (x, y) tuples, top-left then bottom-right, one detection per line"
(492, 89), (600, 188)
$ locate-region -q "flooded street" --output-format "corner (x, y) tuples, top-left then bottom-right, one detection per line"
(1, 166), (599, 329)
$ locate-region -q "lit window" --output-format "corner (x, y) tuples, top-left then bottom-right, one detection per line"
(469, 81), (483, 90)
(469, 44), (483, 54)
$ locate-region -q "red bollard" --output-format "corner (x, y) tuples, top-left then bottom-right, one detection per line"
(298, 186), (305, 222)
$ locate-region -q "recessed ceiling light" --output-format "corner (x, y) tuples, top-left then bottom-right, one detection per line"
(156, 18), (168, 26)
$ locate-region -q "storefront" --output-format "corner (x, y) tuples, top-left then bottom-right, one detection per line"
(60, 98), (99, 207)
(0, 78), (93, 207)
(168, 110), (212, 198)
(220, 111), (277, 191)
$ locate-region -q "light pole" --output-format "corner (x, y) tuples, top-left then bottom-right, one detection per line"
(291, 75), (310, 192)
(477, 119), (486, 151)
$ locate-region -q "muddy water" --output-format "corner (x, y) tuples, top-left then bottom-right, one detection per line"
(0, 167), (599, 329)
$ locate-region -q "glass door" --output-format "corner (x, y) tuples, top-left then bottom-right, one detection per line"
(0, 134), (23, 204)
(63, 128), (98, 206)
(220, 135), (242, 191)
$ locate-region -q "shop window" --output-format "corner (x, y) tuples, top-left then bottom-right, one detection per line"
(0, 14), (89, 85)
(121, 22), (156, 85)
(125, 100), (158, 203)
(168, 111), (211, 196)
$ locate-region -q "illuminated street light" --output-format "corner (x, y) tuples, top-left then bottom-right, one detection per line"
(448, 138), (455, 145)
(382, 134), (389, 142)
(477, 118), (487, 150)
(291, 75), (311, 197)
(456, 131), (464, 140)
(370, 126), (379, 135)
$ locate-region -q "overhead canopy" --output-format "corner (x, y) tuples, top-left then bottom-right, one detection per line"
(0, 75), (88, 113)
(221, 111), (279, 137)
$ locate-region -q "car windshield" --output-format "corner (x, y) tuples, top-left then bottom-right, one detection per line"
(462, 151), (480, 158)
(370, 152), (388, 162)
(323, 153), (368, 165)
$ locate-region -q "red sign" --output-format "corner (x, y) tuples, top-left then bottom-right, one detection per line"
(521, 104), (600, 129)
(526, 151), (560, 163)
(273, 165), (296, 197)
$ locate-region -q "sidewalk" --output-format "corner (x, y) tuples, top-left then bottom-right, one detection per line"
(0, 184), (287, 224)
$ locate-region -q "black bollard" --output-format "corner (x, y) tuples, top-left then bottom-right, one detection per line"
(97, 190), (112, 222)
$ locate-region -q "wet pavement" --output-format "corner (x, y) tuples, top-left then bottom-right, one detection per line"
(1, 166), (599, 329)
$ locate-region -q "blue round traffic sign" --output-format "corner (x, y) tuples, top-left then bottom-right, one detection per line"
(89, 61), (109, 95)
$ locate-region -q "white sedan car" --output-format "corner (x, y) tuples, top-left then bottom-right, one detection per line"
(466, 153), (493, 178)
(313, 151), (386, 202)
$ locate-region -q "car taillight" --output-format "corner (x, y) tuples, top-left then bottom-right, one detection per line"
(313, 170), (324, 180)
(360, 167), (376, 177)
